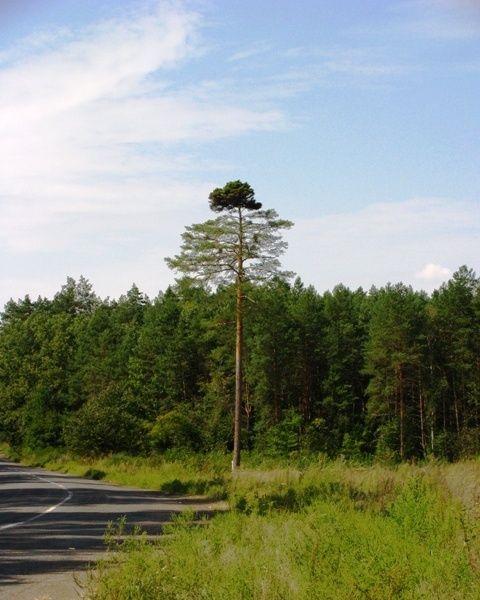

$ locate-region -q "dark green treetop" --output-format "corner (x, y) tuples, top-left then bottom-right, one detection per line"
(209, 180), (262, 212)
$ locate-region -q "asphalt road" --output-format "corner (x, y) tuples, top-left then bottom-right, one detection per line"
(0, 458), (215, 600)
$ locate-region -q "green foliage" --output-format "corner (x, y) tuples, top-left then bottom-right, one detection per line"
(0, 267), (479, 462)
(64, 385), (144, 456)
(84, 468), (106, 480)
(166, 183), (293, 468)
(148, 409), (202, 452)
(261, 408), (302, 456)
(364, 284), (429, 459)
(22, 393), (64, 450)
(388, 476), (452, 543)
(429, 266), (480, 459)
(209, 180), (262, 212)
(340, 432), (365, 460)
(165, 208), (293, 287)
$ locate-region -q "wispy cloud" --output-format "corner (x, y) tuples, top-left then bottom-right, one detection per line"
(228, 41), (271, 62)
(393, 0), (480, 40)
(0, 1), (477, 307)
(264, 45), (421, 96)
(285, 198), (479, 293)
(0, 1), (291, 306)
(0, 2), (284, 258)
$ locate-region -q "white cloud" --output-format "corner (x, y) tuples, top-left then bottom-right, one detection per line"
(0, 2), (285, 255)
(284, 197), (479, 293)
(0, 11), (194, 127)
(0, 1), (290, 308)
(0, 2), (477, 308)
(415, 263), (452, 281)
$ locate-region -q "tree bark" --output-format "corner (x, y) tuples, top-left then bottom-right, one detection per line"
(452, 375), (461, 435)
(232, 208), (244, 470)
(419, 372), (426, 457)
(397, 365), (405, 460)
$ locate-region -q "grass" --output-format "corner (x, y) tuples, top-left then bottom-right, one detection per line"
(84, 459), (480, 600)
(3, 443), (480, 598)
(0, 443), (230, 498)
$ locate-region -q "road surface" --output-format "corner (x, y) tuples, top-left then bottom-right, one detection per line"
(0, 458), (215, 600)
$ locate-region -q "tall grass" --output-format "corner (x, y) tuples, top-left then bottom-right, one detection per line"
(0, 444), (230, 498)
(4, 442), (480, 598)
(85, 461), (480, 600)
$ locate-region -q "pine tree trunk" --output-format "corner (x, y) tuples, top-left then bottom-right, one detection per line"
(232, 208), (244, 471)
(452, 375), (461, 435)
(232, 282), (243, 470)
(419, 373), (426, 457)
(273, 347), (280, 422)
(397, 366), (405, 460)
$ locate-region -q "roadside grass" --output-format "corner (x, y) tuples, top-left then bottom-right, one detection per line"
(3, 442), (480, 598)
(0, 443), (230, 499)
(0, 442), (402, 508)
(85, 465), (480, 600)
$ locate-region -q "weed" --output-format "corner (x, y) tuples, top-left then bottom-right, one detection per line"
(85, 460), (480, 600)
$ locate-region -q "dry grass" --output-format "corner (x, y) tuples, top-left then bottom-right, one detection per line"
(86, 460), (480, 600)
(440, 460), (480, 516)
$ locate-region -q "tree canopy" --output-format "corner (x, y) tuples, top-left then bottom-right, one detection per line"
(166, 182), (293, 287)
(208, 180), (262, 212)
(0, 267), (478, 463)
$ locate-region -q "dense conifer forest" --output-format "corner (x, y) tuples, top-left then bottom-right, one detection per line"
(0, 265), (478, 461)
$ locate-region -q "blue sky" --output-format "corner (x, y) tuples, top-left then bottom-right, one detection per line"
(0, 0), (478, 306)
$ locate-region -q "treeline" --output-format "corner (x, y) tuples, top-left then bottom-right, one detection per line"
(0, 266), (479, 461)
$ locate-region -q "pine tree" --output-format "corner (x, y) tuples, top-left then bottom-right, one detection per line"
(166, 181), (293, 468)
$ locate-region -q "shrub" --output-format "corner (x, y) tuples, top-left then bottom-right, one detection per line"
(260, 409), (302, 456)
(148, 409), (201, 452)
(64, 385), (144, 456)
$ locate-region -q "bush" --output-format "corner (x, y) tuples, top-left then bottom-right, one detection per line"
(148, 409), (201, 452)
(64, 386), (144, 456)
(259, 409), (302, 457)
(22, 391), (65, 450)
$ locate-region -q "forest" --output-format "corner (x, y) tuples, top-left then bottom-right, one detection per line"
(0, 265), (478, 462)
